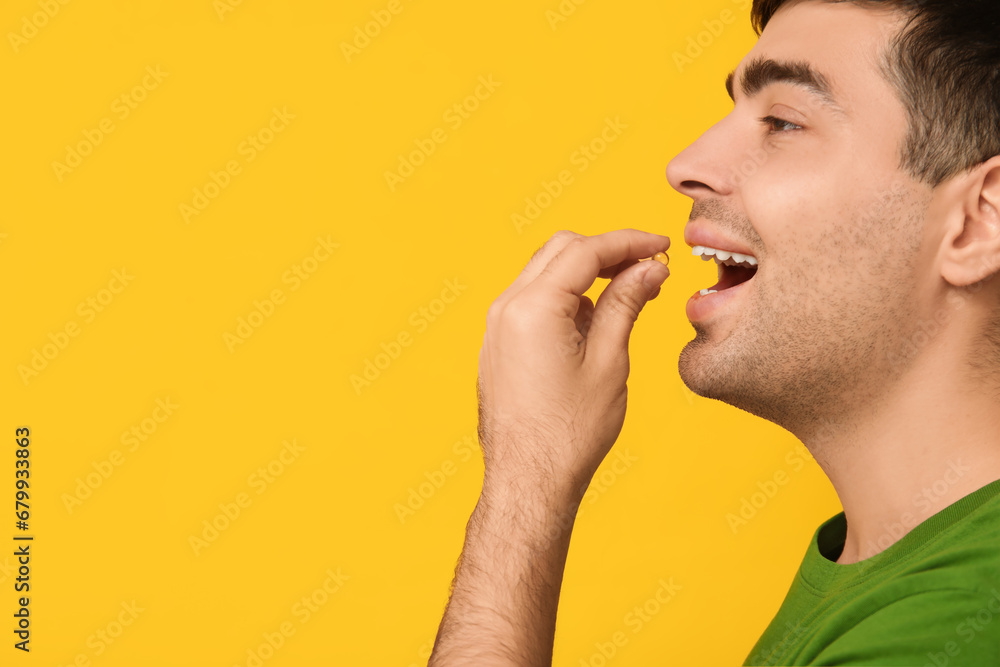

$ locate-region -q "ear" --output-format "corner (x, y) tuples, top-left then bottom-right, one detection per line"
(940, 156), (1000, 288)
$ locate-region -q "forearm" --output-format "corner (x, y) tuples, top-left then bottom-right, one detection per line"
(428, 475), (584, 667)
(433, 229), (670, 663)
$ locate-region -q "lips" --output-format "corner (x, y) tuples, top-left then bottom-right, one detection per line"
(684, 225), (757, 260)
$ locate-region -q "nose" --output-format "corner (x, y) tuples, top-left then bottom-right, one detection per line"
(665, 117), (738, 199)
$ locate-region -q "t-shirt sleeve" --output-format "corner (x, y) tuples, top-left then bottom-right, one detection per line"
(808, 588), (1000, 666)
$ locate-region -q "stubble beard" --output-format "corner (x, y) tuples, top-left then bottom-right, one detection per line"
(677, 189), (927, 444)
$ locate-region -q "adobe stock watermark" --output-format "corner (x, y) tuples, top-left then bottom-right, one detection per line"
(577, 448), (638, 520)
(512, 116), (628, 234)
(231, 567), (349, 667)
(672, 0), (751, 73)
(743, 619), (809, 666)
(351, 277), (468, 394)
(678, 378), (702, 406)
(394, 434), (476, 524)
(52, 66), (169, 182)
(341, 0), (417, 63)
(214, 0), (246, 21)
(724, 71), (876, 192)
(0, 557), (14, 586)
(578, 577), (683, 667)
(384, 75), (501, 192)
(726, 124), (854, 197)
(61, 397), (179, 514)
(223, 235), (339, 352)
(188, 439), (305, 556)
(851, 458), (972, 571)
(180, 107), (295, 223)
(885, 251), (1000, 372)
(55, 600), (145, 666)
(536, 448), (640, 550)
(8, 0), (72, 53)
(18, 268), (134, 386)
(726, 440), (810, 534)
(404, 638), (435, 667)
(841, 183), (912, 288)
(925, 589), (1000, 667)
(545, 0), (587, 30)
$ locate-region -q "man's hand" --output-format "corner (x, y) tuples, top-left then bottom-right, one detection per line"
(429, 229), (671, 666)
(477, 229), (671, 495)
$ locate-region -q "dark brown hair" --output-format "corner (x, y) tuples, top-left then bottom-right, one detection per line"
(752, 0), (1000, 186)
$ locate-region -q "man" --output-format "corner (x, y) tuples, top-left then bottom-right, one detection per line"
(429, 0), (1000, 664)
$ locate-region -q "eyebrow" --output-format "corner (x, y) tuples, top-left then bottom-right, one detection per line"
(725, 57), (846, 116)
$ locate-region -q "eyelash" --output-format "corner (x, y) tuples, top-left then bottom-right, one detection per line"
(760, 115), (802, 134)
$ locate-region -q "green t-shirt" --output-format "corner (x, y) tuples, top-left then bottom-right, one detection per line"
(744, 476), (1000, 666)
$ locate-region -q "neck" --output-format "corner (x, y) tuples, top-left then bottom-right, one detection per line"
(798, 341), (1000, 565)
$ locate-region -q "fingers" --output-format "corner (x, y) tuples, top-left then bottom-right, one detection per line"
(598, 257), (641, 281)
(528, 228), (670, 299)
(491, 229), (669, 332)
(587, 260), (669, 366)
(505, 230), (583, 299)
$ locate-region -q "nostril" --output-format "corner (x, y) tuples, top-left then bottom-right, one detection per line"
(666, 122), (737, 197)
(678, 179), (716, 195)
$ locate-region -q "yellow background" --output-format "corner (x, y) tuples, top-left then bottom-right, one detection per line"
(2, 0), (842, 664)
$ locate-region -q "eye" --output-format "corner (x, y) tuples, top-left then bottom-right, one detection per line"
(760, 115), (802, 134)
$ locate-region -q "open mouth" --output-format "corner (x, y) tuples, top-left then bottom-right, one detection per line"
(692, 245), (758, 295)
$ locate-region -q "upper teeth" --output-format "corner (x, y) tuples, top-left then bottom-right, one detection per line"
(692, 245), (758, 268)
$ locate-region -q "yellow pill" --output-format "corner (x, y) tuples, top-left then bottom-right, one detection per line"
(651, 252), (669, 266)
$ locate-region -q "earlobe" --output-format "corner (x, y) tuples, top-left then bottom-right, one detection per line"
(940, 157), (1000, 288)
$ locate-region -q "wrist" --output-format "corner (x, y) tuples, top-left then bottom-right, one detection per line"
(474, 473), (589, 551)
(481, 467), (591, 513)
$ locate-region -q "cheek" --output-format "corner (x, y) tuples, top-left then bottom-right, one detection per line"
(737, 140), (906, 286)
(741, 166), (890, 304)
(741, 162), (840, 263)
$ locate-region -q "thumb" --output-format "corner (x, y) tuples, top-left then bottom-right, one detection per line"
(587, 260), (668, 364)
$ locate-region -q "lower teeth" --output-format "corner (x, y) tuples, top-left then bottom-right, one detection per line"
(700, 289), (718, 296)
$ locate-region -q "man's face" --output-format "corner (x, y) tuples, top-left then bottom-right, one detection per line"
(666, 1), (937, 436)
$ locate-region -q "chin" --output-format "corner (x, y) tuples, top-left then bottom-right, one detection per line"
(677, 333), (784, 423)
(677, 333), (718, 399)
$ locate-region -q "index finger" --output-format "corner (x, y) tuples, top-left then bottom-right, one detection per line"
(531, 229), (671, 297)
